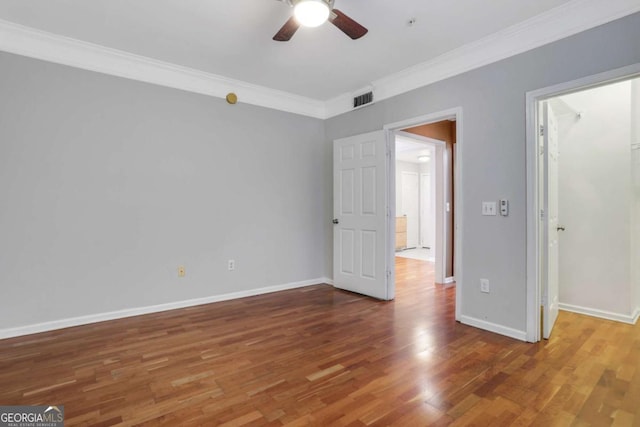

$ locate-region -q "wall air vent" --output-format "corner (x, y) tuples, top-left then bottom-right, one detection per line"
(353, 91), (374, 109)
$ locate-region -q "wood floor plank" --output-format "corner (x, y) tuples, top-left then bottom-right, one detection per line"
(2, 256), (640, 425)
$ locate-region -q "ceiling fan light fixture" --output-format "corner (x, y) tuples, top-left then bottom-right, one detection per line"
(294, 0), (330, 28)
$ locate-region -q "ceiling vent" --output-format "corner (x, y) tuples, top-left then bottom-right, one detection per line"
(353, 91), (374, 109)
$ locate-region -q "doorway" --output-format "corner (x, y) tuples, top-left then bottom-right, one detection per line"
(393, 128), (454, 295)
(331, 108), (463, 321)
(394, 132), (437, 262)
(526, 64), (640, 342)
(385, 108), (463, 320)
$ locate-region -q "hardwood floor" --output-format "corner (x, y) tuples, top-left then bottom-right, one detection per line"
(2, 258), (640, 426)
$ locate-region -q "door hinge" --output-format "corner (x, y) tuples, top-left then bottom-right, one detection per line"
(540, 209), (545, 220)
(539, 125), (545, 137)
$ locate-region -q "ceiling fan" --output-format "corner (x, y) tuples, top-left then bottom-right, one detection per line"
(273, 0), (368, 42)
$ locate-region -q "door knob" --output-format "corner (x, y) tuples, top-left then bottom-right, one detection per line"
(333, 219), (339, 224)
(557, 226), (565, 231)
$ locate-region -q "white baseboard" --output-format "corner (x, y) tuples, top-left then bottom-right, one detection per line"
(0, 278), (332, 340)
(558, 303), (640, 325)
(323, 277), (334, 286)
(459, 315), (527, 341)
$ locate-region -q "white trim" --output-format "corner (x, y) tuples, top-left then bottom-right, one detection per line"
(559, 303), (640, 325)
(525, 62), (640, 343)
(0, 19), (326, 119)
(453, 112), (464, 320)
(384, 110), (459, 131)
(527, 63), (640, 102)
(443, 277), (455, 284)
(0, 278), (331, 340)
(395, 131), (446, 146)
(454, 112), (463, 323)
(525, 88), (541, 343)
(384, 107), (463, 322)
(459, 315), (527, 341)
(2, 0), (640, 119)
(386, 130), (397, 300)
(325, 0), (640, 118)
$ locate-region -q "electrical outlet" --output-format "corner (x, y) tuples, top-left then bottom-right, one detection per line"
(480, 279), (490, 293)
(228, 260), (235, 271)
(178, 265), (185, 277)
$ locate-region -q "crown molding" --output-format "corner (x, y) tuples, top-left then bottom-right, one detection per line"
(324, 0), (640, 118)
(0, 19), (326, 119)
(1, 0), (639, 120)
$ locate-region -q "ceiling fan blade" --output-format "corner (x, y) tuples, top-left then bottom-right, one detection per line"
(273, 16), (300, 41)
(330, 9), (368, 40)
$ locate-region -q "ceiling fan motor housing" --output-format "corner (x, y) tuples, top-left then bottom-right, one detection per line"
(284, 0), (335, 8)
(273, 0), (367, 41)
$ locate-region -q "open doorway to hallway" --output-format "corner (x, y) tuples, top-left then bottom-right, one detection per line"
(394, 119), (457, 293)
(394, 133), (436, 263)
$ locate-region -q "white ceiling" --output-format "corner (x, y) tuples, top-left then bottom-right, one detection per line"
(396, 135), (433, 164)
(0, 0), (576, 101)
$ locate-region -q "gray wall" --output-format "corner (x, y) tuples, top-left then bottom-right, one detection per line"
(325, 13), (640, 334)
(2, 12), (640, 336)
(0, 52), (326, 330)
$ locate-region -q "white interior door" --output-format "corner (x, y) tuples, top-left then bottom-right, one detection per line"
(543, 102), (560, 339)
(401, 171), (419, 248)
(333, 131), (390, 300)
(420, 173), (432, 248)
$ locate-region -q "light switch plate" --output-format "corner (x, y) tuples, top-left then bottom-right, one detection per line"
(482, 202), (497, 216)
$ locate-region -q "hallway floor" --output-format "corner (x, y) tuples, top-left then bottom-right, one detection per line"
(395, 247), (434, 261)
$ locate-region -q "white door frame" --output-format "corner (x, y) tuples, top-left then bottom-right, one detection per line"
(384, 107), (463, 321)
(525, 63), (640, 342)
